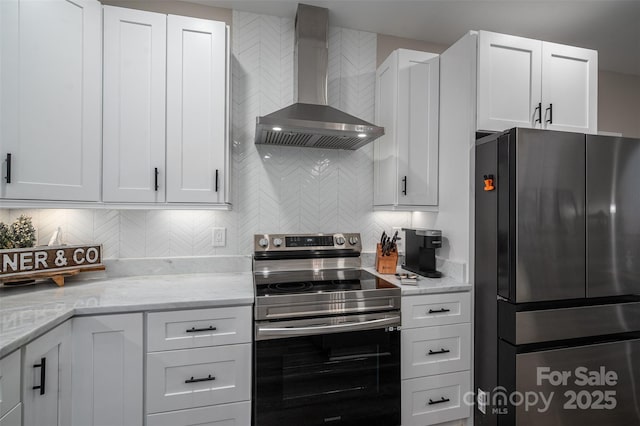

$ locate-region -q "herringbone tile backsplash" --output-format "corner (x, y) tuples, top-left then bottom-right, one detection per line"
(2, 11), (411, 259)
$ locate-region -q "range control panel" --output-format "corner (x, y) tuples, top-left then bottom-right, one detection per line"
(253, 233), (362, 252)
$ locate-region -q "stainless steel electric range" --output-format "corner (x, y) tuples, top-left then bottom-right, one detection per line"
(252, 233), (401, 426)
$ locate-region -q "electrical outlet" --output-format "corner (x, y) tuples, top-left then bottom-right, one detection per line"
(477, 388), (487, 414)
(212, 227), (226, 247)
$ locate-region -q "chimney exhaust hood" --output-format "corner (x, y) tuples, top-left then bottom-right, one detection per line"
(254, 4), (384, 150)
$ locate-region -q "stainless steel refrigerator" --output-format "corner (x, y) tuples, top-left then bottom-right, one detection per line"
(475, 128), (640, 426)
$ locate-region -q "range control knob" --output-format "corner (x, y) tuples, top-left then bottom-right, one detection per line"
(272, 238), (283, 247)
(335, 236), (346, 245)
(348, 236), (359, 245)
(258, 238), (269, 248)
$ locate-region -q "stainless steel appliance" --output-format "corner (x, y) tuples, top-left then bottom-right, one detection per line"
(402, 228), (442, 278)
(254, 4), (384, 150)
(253, 233), (401, 426)
(475, 128), (640, 425)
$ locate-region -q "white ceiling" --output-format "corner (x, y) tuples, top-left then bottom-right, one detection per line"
(186, 0), (640, 76)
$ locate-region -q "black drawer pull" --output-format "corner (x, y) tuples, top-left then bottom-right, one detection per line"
(154, 167), (159, 191)
(215, 169), (219, 192)
(428, 348), (451, 356)
(32, 357), (46, 395)
(534, 102), (542, 124)
(186, 326), (217, 333)
(5, 153), (11, 184)
(185, 374), (215, 384)
(428, 308), (450, 314)
(402, 176), (407, 195)
(428, 397), (450, 405)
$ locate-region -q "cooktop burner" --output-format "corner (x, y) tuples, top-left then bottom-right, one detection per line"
(254, 269), (396, 297)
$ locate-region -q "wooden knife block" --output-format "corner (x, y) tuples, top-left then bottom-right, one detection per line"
(375, 243), (398, 274)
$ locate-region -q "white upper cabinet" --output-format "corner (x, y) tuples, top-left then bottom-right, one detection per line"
(374, 49), (440, 209)
(0, 0), (102, 201)
(103, 6), (167, 203)
(541, 41), (598, 133)
(103, 9), (230, 206)
(166, 15), (228, 204)
(477, 31), (597, 134)
(477, 32), (542, 131)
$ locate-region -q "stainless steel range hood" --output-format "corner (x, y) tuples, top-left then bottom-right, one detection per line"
(255, 4), (384, 150)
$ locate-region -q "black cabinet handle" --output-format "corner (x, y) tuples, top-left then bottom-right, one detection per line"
(186, 326), (217, 333)
(215, 169), (219, 192)
(545, 103), (553, 124)
(154, 168), (159, 191)
(428, 348), (451, 356)
(185, 374), (215, 384)
(534, 102), (542, 124)
(428, 308), (450, 314)
(428, 397), (450, 405)
(402, 176), (407, 196)
(5, 153), (11, 184)
(32, 357), (46, 395)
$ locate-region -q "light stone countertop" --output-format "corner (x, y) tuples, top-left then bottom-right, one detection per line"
(0, 272), (254, 358)
(364, 266), (472, 295)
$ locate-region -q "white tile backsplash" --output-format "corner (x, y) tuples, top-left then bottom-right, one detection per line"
(2, 10), (411, 259)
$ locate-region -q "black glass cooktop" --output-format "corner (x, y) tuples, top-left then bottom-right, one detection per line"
(254, 269), (396, 297)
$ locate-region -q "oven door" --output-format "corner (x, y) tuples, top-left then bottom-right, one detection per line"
(254, 312), (401, 426)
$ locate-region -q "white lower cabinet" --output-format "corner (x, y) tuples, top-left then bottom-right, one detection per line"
(402, 323), (471, 379)
(23, 321), (72, 426)
(0, 350), (21, 419)
(146, 307), (252, 425)
(402, 372), (471, 426)
(71, 313), (143, 426)
(146, 344), (251, 413)
(401, 292), (472, 426)
(147, 401), (251, 426)
(0, 403), (21, 426)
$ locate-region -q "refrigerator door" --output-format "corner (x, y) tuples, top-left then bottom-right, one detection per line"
(587, 136), (640, 297)
(515, 129), (586, 302)
(510, 338), (640, 426)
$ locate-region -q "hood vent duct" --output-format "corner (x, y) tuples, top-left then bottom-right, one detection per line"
(255, 4), (384, 150)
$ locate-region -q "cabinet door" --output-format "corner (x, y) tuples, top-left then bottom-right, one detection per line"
(23, 321), (72, 426)
(0, 0), (101, 201)
(72, 314), (143, 426)
(103, 6), (167, 202)
(477, 31), (542, 132)
(166, 15), (228, 203)
(373, 52), (399, 206)
(397, 56), (439, 206)
(541, 42), (597, 134)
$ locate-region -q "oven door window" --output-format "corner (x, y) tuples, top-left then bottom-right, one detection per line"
(254, 328), (400, 426)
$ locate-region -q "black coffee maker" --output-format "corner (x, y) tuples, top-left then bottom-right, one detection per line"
(402, 228), (442, 278)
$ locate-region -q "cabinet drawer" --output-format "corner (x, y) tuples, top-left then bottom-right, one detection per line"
(402, 323), (471, 379)
(147, 306), (252, 352)
(147, 401), (250, 426)
(402, 292), (470, 328)
(0, 403), (21, 426)
(146, 344), (251, 414)
(402, 371), (471, 426)
(0, 350), (20, 419)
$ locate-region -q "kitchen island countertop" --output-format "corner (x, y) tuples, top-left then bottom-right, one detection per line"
(0, 272), (253, 358)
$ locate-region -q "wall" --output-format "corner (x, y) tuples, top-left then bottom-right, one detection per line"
(1, 10), (410, 259)
(598, 70), (640, 138)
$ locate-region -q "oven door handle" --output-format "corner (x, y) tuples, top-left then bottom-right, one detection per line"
(257, 316), (400, 339)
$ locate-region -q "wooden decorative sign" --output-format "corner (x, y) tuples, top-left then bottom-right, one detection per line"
(0, 245), (105, 287)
